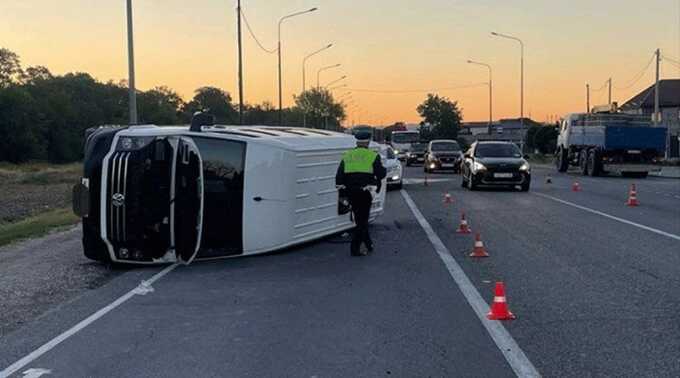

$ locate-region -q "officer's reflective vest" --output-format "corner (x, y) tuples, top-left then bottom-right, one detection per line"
(342, 148), (377, 174)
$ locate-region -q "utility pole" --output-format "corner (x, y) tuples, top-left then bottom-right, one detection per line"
(126, 0), (138, 125)
(237, 0), (244, 125)
(607, 78), (612, 105)
(586, 83), (590, 113)
(654, 48), (667, 158)
(654, 48), (661, 127)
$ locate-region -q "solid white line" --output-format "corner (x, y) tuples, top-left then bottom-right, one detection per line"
(400, 190), (540, 378)
(533, 192), (680, 241)
(0, 264), (179, 378)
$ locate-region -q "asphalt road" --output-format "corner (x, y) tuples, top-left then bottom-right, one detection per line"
(1, 164), (679, 377)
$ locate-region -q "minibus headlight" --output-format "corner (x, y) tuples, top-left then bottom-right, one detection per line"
(472, 161), (487, 172)
(117, 136), (154, 151)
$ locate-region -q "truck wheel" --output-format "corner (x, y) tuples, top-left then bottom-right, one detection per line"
(579, 150), (589, 176)
(520, 179), (531, 192)
(587, 150), (601, 177)
(556, 148), (568, 172)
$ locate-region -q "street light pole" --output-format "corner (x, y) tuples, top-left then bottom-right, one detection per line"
(237, 0), (244, 124)
(324, 75), (347, 88)
(302, 43), (332, 92)
(126, 0), (138, 125)
(317, 63), (341, 89)
(328, 83), (347, 91)
(586, 83), (590, 113)
(467, 60), (493, 135)
(277, 7), (318, 125)
(492, 31), (524, 150)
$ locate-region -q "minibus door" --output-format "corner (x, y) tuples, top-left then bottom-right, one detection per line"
(173, 137), (204, 265)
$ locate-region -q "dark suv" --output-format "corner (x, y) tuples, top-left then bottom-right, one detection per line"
(461, 141), (531, 191)
(424, 140), (463, 173)
(405, 143), (427, 166)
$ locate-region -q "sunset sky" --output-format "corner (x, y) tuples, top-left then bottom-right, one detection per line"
(2, 0), (679, 126)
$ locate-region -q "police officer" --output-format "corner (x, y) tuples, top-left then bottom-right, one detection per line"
(336, 132), (386, 256)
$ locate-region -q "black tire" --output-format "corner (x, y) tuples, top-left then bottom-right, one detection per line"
(520, 178), (531, 192)
(587, 150), (601, 177)
(556, 147), (569, 172)
(406, 161), (411, 167)
(579, 150), (589, 176)
(394, 182), (403, 190)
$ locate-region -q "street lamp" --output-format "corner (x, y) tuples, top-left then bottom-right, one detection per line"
(317, 63), (341, 88)
(126, 0), (137, 125)
(328, 83), (348, 91)
(467, 60), (493, 135)
(278, 7), (318, 125)
(491, 31), (524, 150)
(302, 43), (332, 92)
(324, 75), (347, 88)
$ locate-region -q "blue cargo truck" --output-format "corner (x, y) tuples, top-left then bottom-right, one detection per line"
(555, 107), (666, 178)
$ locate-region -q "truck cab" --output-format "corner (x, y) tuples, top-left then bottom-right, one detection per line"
(390, 130), (419, 161)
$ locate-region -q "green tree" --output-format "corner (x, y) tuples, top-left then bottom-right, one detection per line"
(416, 94), (462, 139)
(138, 86), (184, 125)
(294, 88), (345, 130)
(527, 125), (559, 154)
(22, 65), (53, 85)
(0, 48), (23, 88)
(0, 86), (44, 162)
(183, 86), (237, 124)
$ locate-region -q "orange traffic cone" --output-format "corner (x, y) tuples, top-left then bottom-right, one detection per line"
(469, 233), (489, 258)
(487, 282), (516, 320)
(456, 212), (472, 234)
(572, 181), (581, 192)
(443, 192), (453, 204)
(626, 184), (639, 207)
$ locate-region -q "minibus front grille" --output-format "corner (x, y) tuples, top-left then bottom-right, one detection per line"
(107, 151), (131, 243)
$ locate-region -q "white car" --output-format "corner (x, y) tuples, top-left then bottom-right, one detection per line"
(375, 143), (403, 190)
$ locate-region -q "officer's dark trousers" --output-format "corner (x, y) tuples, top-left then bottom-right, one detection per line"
(348, 188), (373, 254)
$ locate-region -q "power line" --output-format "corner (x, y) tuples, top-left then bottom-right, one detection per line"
(240, 8), (277, 54)
(591, 79), (609, 92)
(613, 52), (656, 90)
(663, 54), (680, 65)
(345, 82), (487, 94)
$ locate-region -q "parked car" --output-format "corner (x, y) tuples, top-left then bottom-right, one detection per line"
(461, 141), (531, 191)
(424, 140), (463, 173)
(405, 143), (427, 166)
(378, 144), (403, 189)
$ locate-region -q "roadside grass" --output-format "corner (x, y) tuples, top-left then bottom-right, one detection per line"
(0, 207), (80, 247)
(0, 162), (81, 185)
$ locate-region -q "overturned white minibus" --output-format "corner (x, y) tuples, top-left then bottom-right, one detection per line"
(73, 119), (386, 265)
